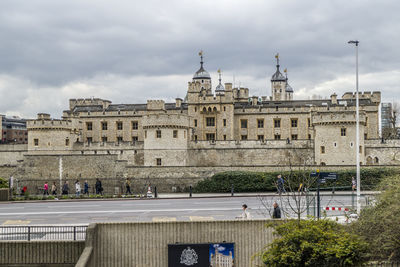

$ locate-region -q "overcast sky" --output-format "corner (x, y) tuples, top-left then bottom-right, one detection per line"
(0, 0), (399, 119)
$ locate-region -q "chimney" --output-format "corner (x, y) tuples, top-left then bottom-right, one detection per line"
(175, 98), (182, 108)
(252, 96), (258, 106)
(330, 93), (338, 105)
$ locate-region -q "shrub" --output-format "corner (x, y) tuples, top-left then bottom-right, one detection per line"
(0, 177), (9, 189)
(194, 168), (398, 193)
(351, 174), (400, 261)
(261, 219), (367, 267)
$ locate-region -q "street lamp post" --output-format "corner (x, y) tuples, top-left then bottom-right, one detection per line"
(348, 40), (361, 215)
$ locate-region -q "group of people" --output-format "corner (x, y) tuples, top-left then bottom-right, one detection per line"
(237, 202), (282, 220)
(43, 178), (104, 197)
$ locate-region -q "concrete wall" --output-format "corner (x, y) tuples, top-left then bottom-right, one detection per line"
(79, 220), (275, 267)
(0, 241), (84, 266)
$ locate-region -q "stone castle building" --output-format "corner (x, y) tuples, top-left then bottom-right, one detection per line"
(26, 53), (392, 167)
(1, 52), (399, 194)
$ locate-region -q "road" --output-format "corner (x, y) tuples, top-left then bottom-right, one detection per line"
(0, 193), (374, 225)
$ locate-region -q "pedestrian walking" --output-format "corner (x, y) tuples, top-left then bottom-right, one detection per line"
(276, 175), (286, 194)
(75, 180), (81, 197)
(43, 182), (49, 196)
(351, 177), (356, 191)
(95, 178), (103, 195)
(236, 204), (251, 220)
(51, 182), (57, 195)
(84, 180), (89, 196)
(125, 178), (132, 195)
(62, 181), (69, 195)
(272, 202), (281, 219)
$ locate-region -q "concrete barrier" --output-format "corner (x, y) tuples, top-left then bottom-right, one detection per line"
(77, 220), (275, 267)
(0, 188), (8, 201)
(0, 240), (84, 266)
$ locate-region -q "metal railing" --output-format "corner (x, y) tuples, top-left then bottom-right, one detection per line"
(0, 225), (87, 241)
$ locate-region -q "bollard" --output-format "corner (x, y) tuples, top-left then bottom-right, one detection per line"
(189, 186), (192, 198)
(231, 184), (234, 196)
(154, 186), (158, 198)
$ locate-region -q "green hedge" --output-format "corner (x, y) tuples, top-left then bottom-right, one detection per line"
(193, 168), (399, 193)
(0, 178), (8, 189)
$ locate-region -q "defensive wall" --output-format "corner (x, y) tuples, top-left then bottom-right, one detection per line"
(0, 240), (84, 266)
(76, 220), (275, 267)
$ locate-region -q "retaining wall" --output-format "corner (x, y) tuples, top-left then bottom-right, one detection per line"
(77, 220), (275, 267)
(0, 240), (84, 266)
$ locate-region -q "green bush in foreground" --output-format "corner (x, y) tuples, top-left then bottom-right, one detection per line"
(0, 177), (9, 189)
(194, 168), (398, 193)
(351, 174), (400, 261)
(261, 219), (367, 267)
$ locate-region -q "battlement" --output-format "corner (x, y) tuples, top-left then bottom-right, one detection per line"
(341, 91), (381, 103)
(142, 113), (190, 128)
(312, 110), (366, 125)
(147, 100), (165, 111)
(27, 118), (74, 130)
(69, 98), (112, 110)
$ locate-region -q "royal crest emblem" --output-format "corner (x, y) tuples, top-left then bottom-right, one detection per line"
(180, 246), (198, 266)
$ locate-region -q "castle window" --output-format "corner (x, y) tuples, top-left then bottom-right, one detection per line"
(364, 133), (368, 139)
(257, 135), (264, 141)
(101, 122), (108, 131)
(206, 133), (215, 141)
(145, 131), (147, 139)
(274, 134), (281, 140)
(276, 106), (279, 111)
(132, 121), (138, 130)
(87, 137), (92, 144)
(320, 146), (325, 154)
(194, 107), (197, 112)
(359, 146), (362, 153)
(156, 158), (162, 166)
(241, 119), (248, 128)
(341, 128), (346, 136)
(117, 122), (123, 130)
(291, 119), (298, 128)
(241, 135), (247, 140)
(65, 138), (70, 146)
(257, 119), (264, 128)
(208, 107), (212, 112)
(224, 106), (226, 111)
(201, 79), (204, 83)
(34, 138), (39, 146)
(308, 134), (311, 140)
(117, 136), (123, 143)
(206, 117), (215, 127)
(194, 119), (197, 127)
(173, 130), (178, 138)
(223, 119), (226, 127)
(291, 134), (298, 140)
(274, 119), (281, 128)
(308, 118), (311, 127)
(156, 130), (162, 138)
(86, 122), (93, 131)
(102, 136), (108, 143)
(184, 130), (186, 139)
(194, 135), (198, 141)
(132, 136), (138, 142)
(223, 135), (226, 140)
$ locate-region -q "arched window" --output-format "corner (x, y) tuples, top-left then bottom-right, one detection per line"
(208, 107), (212, 112)
(203, 107), (207, 113)
(213, 107), (217, 112)
(374, 157), (379, 164)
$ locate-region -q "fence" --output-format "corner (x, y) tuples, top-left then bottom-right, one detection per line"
(0, 225), (87, 241)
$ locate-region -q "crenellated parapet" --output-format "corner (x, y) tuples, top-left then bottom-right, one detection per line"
(146, 100), (165, 111)
(142, 113), (190, 129)
(69, 98), (112, 111)
(341, 91), (381, 103)
(312, 111), (366, 126)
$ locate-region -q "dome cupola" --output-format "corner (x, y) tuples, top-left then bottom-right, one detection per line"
(215, 69), (225, 94)
(193, 51), (211, 80)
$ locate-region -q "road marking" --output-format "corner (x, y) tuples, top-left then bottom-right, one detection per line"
(47, 205), (101, 208)
(0, 207), (243, 216)
(152, 217), (177, 222)
(189, 216), (214, 221)
(3, 220), (31, 225)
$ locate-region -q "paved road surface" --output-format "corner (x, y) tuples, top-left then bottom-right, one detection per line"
(0, 193), (374, 225)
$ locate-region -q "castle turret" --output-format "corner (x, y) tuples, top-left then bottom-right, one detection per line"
(192, 51), (212, 94)
(271, 53), (286, 101)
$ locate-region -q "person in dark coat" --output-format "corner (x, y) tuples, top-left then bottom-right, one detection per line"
(62, 181), (69, 195)
(84, 180), (89, 196)
(272, 202), (281, 219)
(95, 178), (103, 195)
(276, 175), (286, 194)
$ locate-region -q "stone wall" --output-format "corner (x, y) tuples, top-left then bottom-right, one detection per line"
(79, 220), (275, 267)
(0, 144), (26, 165)
(0, 241), (84, 266)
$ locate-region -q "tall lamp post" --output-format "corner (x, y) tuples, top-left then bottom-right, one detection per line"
(348, 40), (361, 215)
